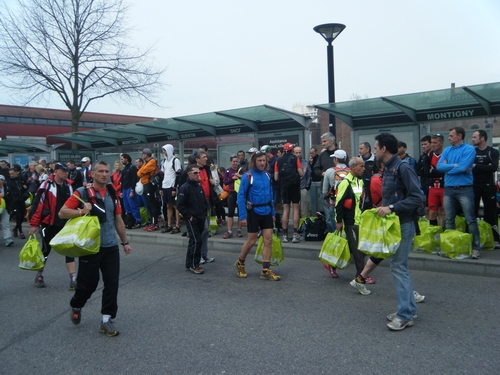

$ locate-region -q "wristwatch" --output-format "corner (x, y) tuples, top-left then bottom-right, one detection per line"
(389, 204), (395, 212)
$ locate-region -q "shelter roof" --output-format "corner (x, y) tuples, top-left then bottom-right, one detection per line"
(315, 82), (500, 128)
(47, 105), (312, 149)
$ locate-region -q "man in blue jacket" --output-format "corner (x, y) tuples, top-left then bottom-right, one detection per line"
(437, 127), (481, 259)
(234, 152), (279, 281)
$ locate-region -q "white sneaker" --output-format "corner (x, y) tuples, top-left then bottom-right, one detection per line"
(291, 234), (300, 243)
(282, 235), (289, 243)
(471, 250), (480, 259)
(349, 279), (371, 295)
(413, 290), (425, 303)
(387, 312), (418, 321)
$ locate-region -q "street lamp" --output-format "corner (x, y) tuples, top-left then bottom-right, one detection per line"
(313, 23), (346, 139)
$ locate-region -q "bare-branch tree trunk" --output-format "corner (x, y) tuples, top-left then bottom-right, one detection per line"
(0, 0), (165, 149)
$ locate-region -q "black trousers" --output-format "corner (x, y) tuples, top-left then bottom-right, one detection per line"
(474, 183), (499, 241)
(144, 183), (160, 225)
(185, 217), (204, 269)
(70, 245), (120, 318)
(41, 224), (74, 263)
(345, 225), (365, 276)
(12, 200), (25, 232)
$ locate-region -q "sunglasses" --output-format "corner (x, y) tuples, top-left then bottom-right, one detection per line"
(189, 171), (200, 175)
(432, 133), (444, 139)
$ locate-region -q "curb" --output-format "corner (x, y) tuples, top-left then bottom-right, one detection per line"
(127, 230), (500, 278)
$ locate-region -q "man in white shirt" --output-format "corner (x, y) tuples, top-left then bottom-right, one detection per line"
(160, 144), (182, 234)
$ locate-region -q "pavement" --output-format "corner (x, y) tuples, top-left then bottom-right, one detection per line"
(128, 221), (500, 278)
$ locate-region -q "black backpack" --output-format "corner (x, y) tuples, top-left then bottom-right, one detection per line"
(277, 153), (300, 187)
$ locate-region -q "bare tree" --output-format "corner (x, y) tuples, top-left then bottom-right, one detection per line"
(0, 0), (165, 148)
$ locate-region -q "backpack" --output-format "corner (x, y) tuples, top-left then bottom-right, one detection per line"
(172, 157), (183, 186)
(277, 154), (300, 187)
(80, 185), (117, 223)
(326, 167), (350, 204)
(395, 160), (426, 216)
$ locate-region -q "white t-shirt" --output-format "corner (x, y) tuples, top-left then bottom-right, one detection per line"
(162, 157), (182, 188)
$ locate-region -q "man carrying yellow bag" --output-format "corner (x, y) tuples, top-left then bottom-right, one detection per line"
(356, 133), (423, 331)
(60, 161), (131, 337)
(28, 162), (76, 289)
(331, 157), (369, 290)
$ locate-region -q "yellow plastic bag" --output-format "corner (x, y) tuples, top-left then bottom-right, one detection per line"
(478, 220), (494, 250)
(455, 216), (466, 233)
(439, 230), (472, 259)
(254, 233), (284, 266)
(19, 235), (45, 271)
(413, 225), (443, 254)
(50, 215), (101, 257)
(359, 209), (401, 259)
(318, 231), (350, 269)
(209, 216), (219, 236)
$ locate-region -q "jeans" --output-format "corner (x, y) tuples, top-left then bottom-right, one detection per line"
(444, 186), (480, 250)
(390, 221), (417, 321)
(1, 211), (10, 240)
(322, 199), (335, 233)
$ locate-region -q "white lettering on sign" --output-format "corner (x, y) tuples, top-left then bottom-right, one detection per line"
(180, 133), (196, 139)
(121, 139), (141, 145)
(426, 109), (474, 120)
(230, 128), (241, 134)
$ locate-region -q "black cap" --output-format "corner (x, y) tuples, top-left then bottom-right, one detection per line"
(54, 162), (69, 171)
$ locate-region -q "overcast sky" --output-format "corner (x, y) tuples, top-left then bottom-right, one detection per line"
(1, 0), (499, 119)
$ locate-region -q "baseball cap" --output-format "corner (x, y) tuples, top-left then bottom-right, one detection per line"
(54, 162), (69, 171)
(247, 147), (258, 153)
(331, 149), (347, 159)
(260, 145), (272, 153)
(81, 157), (90, 162)
(142, 148), (153, 156)
(0, 175), (5, 180)
(283, 143), (294, 152)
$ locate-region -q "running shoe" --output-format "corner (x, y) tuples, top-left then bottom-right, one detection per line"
(100, 319), (119, 336)
(322, 263), (338, 278)
(234, 261), (247, 278)
(71, 308), (82, 325)
(260, 269), (281, 281)
(414, 291), (425, 303)
(387, 318), (413, 331)
(349, 279), (371, 295)
(35, 275), (46, 288)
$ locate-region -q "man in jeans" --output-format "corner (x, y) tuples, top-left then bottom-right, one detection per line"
(437, 127), (481, 259)
(373, 133), (421, 331)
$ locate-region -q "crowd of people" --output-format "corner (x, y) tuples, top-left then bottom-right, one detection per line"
(9, 126), (498, 335)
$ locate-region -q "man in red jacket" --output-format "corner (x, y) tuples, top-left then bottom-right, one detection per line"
(29, 162), (76, 289)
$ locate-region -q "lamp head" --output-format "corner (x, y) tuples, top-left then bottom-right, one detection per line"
(313, 23), (346, 44)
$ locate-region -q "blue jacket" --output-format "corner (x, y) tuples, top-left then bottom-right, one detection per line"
(237, 169), (275, 220)
(436, 142), (475, 187)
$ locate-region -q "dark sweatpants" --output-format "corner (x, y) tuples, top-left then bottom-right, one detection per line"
(70, 245), (120, 318)
(185, 217), (204, 269)
(345, 225), (365, 276)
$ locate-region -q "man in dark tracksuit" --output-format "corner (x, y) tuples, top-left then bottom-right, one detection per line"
(177, 164), (209, 274)
(472, 129), (500, 244)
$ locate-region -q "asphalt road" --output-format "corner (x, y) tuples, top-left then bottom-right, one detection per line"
(1, 238), (499, 375)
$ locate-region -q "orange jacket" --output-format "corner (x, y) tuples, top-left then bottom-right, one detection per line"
(137, 158), (157, 184)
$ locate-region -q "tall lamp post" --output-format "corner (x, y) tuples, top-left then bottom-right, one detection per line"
(313, 23), (346, 140)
